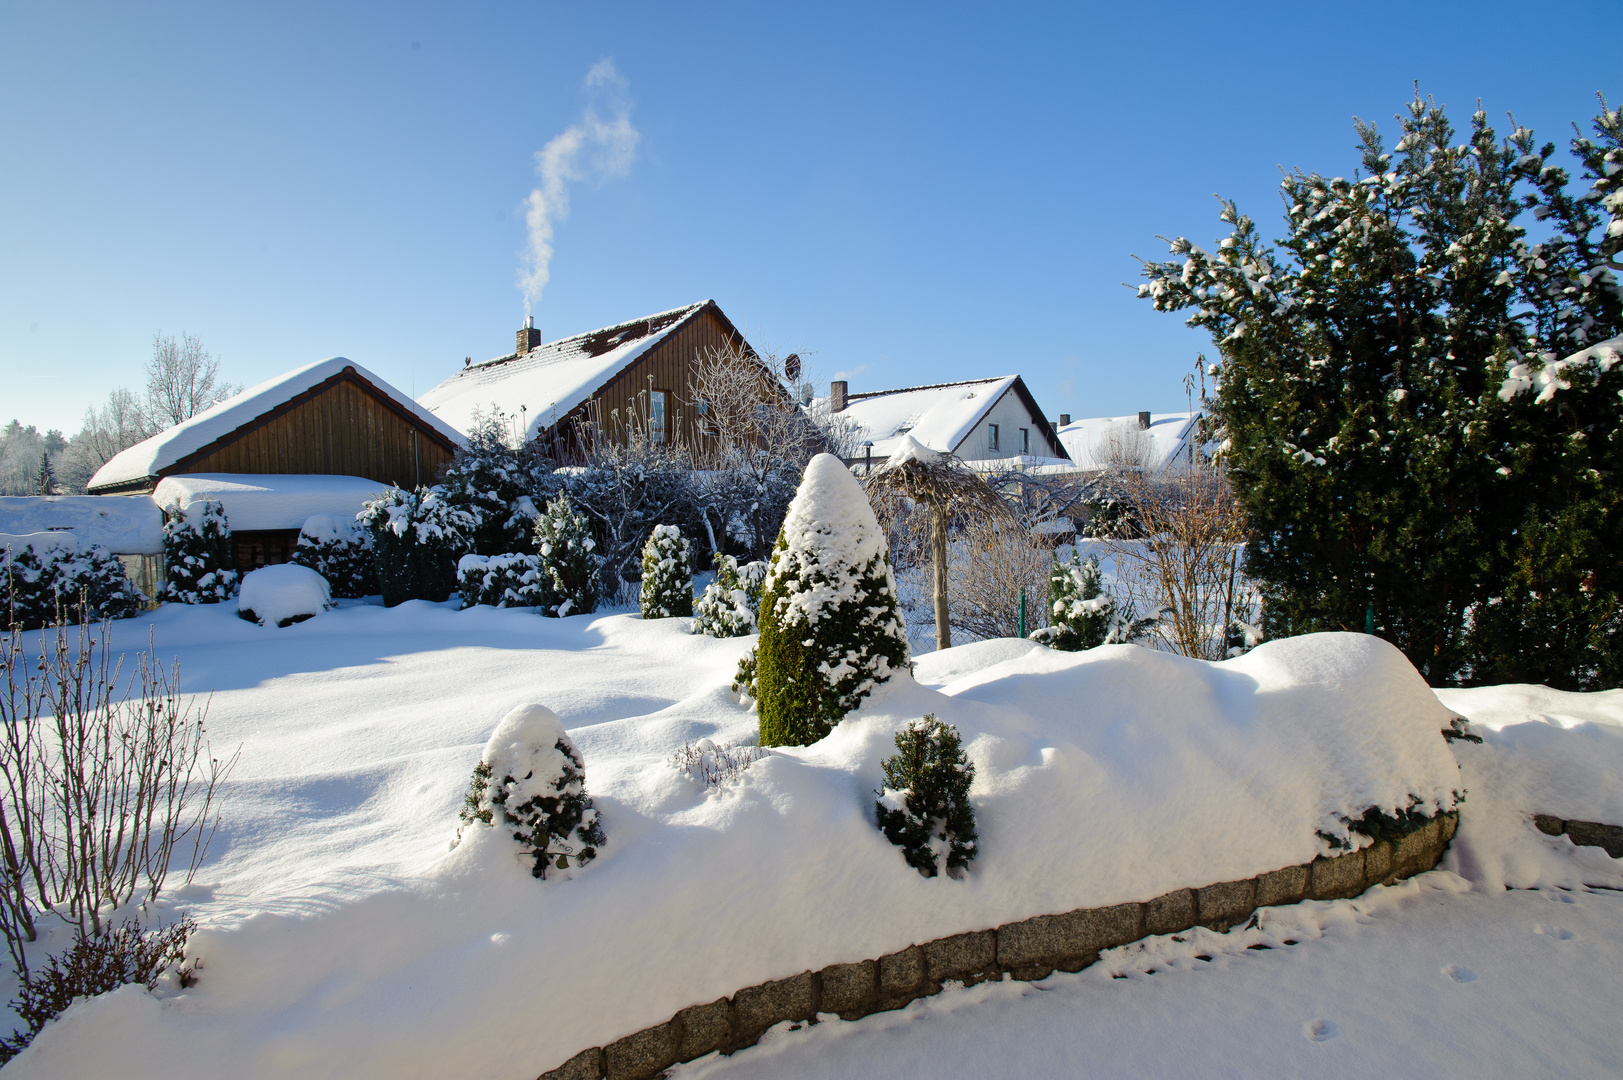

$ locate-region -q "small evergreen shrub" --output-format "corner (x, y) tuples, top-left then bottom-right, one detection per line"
(691, 553), (767, 638)
(158, 500), (238, 604)
(534, 494), (601, 618)
(438, 410), (557, 556)
(639, 524), (693, 619)
(458, 703), (604, 879)
(2, 542), (147, 630)
(875, 715), (978, 878)
(358, 486), (474, 607)
(751, 454), (911, 746)
(290, 514), (376, 599)
(1029, 550), (1154, 651)
(457, 553), (545, 609)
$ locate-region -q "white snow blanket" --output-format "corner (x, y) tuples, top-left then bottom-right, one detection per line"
(4, 608), (1470, 1080)
(152, 474), (389, 532)
(830, 377), (1018, 460)
(0, 531), (78, 556)
(1056, 412), (1201, 473)
(0, 495), (163, 555)
(237, 564), (331, 626)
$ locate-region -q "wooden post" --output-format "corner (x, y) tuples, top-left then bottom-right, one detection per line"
(932, 504), (951, 652)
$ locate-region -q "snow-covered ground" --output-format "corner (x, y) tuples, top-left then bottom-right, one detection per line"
(5, 603), (1620, 1079)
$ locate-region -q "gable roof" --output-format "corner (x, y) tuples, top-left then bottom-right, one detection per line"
(1056, 411), (1202, 472)
(837, 376), (1070, 461)
(418, 301), (721, 442)
(88, 358), (464, 493)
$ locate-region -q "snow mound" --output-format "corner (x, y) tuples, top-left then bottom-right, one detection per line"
(480, 703), (571, 804)
(0, 531), (78, 556)
(300, 513), (366, 544)
(885, 433), (941, 467)
(237, 564), (332, 627)
(0, 495), (164, 555)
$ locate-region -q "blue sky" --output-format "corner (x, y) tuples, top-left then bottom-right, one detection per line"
(2, 0), (1615, 435)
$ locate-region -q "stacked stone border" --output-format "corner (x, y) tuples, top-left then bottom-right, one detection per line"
(1533, 814), (1623, 858)
(538, 812), (1458, 1080)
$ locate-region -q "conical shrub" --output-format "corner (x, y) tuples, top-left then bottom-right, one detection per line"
(639, 525), (693, 618)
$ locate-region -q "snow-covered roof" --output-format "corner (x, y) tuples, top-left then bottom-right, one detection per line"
(89, 358), (464, 493)
(0, 495), (165, 555)
(418, 302), (711, 442)
(152, 474), (390, 533)
(1056, 412), (1202, 472)
(836, 376), (1027, 459)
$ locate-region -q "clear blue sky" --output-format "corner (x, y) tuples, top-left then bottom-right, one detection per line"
(2, 0), (1615, 435)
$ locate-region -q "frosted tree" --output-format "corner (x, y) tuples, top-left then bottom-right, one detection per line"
(439, 410), (557, 556)
(534, 493), (602, 618)
(691, 553), (767, 637)
(358, 487), (473, 606)
(158, 501), (237, 604)
(638, 525), (693, 618)
(749, 454), (910, 747)
(290, 514), (376, 599)
(1029, 550), (1153, 651)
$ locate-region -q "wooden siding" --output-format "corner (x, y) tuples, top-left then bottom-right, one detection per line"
(163, 371), (457, 488)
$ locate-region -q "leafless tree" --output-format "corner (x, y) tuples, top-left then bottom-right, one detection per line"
(947, 514), (1053, 641)
(144, 332), (238, 430)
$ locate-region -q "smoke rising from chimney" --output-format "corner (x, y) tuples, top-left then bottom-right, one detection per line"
(519, 59), (640, 314)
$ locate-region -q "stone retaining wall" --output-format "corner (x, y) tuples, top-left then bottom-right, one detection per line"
(1533, 814), (1623, 858)
(540, 812), (1458, 1080)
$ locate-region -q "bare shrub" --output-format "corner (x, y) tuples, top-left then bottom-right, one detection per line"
(668, 739), (770, 789)
(947, 515), (1052, 641)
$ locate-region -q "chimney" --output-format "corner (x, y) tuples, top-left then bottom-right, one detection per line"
(1058, 413), (1071, 426)
(830, 380), (848, 413)
(1138, 411), (1152, 430)
(517, 315), (541, 356)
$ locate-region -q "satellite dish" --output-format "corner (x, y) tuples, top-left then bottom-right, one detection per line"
(784, 353), (801, 382)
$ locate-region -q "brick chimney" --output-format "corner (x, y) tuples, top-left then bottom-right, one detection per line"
(1138, 411), (1151, 430)
(830, 380), (848, 413)
(517, 315), (541, 356)
(1058, 413), (1071, 426)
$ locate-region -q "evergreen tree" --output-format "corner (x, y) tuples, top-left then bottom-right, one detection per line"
(358, 486), (473, 607)
(3, 542), (146, 629)
(750, 454), (910, 746)
(458, 704), (604, 879)
(35, 452), (58, 496)
(438, 411), (556, 556)
(1029, 550), (1153, 650)
(638, 525), (693, 619)
(533, 493), (602, 618)
(290, 514), (376, 599)
(157, 501), (237, 604)
(456, 553), (545, 609)
(692, 553), (768, 638)
(1137, 93), (1622, 686)
(875, 715), (978, 878)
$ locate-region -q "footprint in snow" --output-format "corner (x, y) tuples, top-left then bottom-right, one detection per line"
(1441, 964), (1476, 983)
(1303, 1019), (1338, 1042)
(1543, 890), (1578, 905)
(1534, 924), (1574, 940)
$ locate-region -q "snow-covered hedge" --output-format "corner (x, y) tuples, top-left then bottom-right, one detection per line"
(690, 553), (767, 638)
(638, 525), (693, 619)
(158, 500), (237, 605)
(358, 486), (474, 607)
(238, 563), (331, 627)
(1, 537), (147, 630)
(290, 514), (375, 599)
(457, 553), (545, 609)
(534, 495), (601, 618)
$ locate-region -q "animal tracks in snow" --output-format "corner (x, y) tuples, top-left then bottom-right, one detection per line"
(1441, 964), (1476, 982)
(1533, 924), (1574, 940)
(1303, 1018), (1339, 1042)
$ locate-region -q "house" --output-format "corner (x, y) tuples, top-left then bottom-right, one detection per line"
(88, 357), (463, 572)
(1054, 411), (1203, 473)
(828, 375), (1069, 468)
(418, 300), (767, 458)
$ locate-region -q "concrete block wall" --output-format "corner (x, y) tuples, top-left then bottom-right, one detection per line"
(539, 812), (1458, 1080)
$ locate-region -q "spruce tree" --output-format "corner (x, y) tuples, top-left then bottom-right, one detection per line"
(692, 553), (768, 637)
(358, 486), (472, 606)
(875, 715), (977, 878)
(638, 525), (693, 618)
(438, 411), (557, 556)
(533, 493), (602, 618)
(290, 514), (376, 599)
(1137, 93), (1622, 686)
(35, 452), (58, 496)
(157, 501), (238, 604)
(1030, 550), (1153, 650)
(751, 454), (910, 746)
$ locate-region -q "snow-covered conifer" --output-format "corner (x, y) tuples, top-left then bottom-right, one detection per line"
(290, 514), (375, 599)
(158, 500), (237, 604)
(459, 703), (604, 879)
(358, 486), (473, 606)
(750, 453), (910, 746)
(439, 411), (556, 556)
(533, 494), (601, 618)
(3, 542), (146, 630)
(457, 553), (544, 608)
(638, 525), (693, 619)
(1029, 551), (1153, 651)
(691, 553), (767, 637)
(875, 715), (977, 878)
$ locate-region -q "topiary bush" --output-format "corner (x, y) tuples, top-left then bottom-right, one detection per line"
(691, 553), (767, 638)
(2, 541), (147, 630)
(748, 454), (911, 747)
(457, 553), (545, 609)
(290, 514), (376, 600)
(458, 703), (604, 879)
(639, 524), (693, 619)
(534, 494), (602, 618)
(1029, 549), (1154, 651)
(358, 486), (474, 607)
(157, 500), (238, 605)
(875, 714), (978, 879)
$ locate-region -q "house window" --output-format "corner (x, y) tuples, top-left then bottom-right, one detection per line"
(1020, 428), (1030, 454)
(987, 423), (1000, 452)
(650, 390), (668, 444)
(697, 397), (715, 436)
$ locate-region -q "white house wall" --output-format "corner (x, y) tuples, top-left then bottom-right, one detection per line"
(954, 387), (1059, 461)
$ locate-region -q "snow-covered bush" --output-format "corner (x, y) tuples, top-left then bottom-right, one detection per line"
(668, 738), (770, 789)
(533, 494), (601, 618)
(458, 704), (604, 879)
(157, 500), (237, 605)
(691, 553), (767, 638)
(875, 715), (977, 879)
(2, 540), (146, 630)
(438, 410), (556, 557)
(290, 514), (375, 599)
(358, 486), (473, 607)
(237, 564), (331, 627)
(638, 524), (693, 619)
(750, 454), (911, 747)
(1030, 550), (1154, 651)
(457, 553), (544, 609)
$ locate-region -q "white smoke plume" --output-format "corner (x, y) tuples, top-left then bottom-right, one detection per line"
(519, 59), (640, 314)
